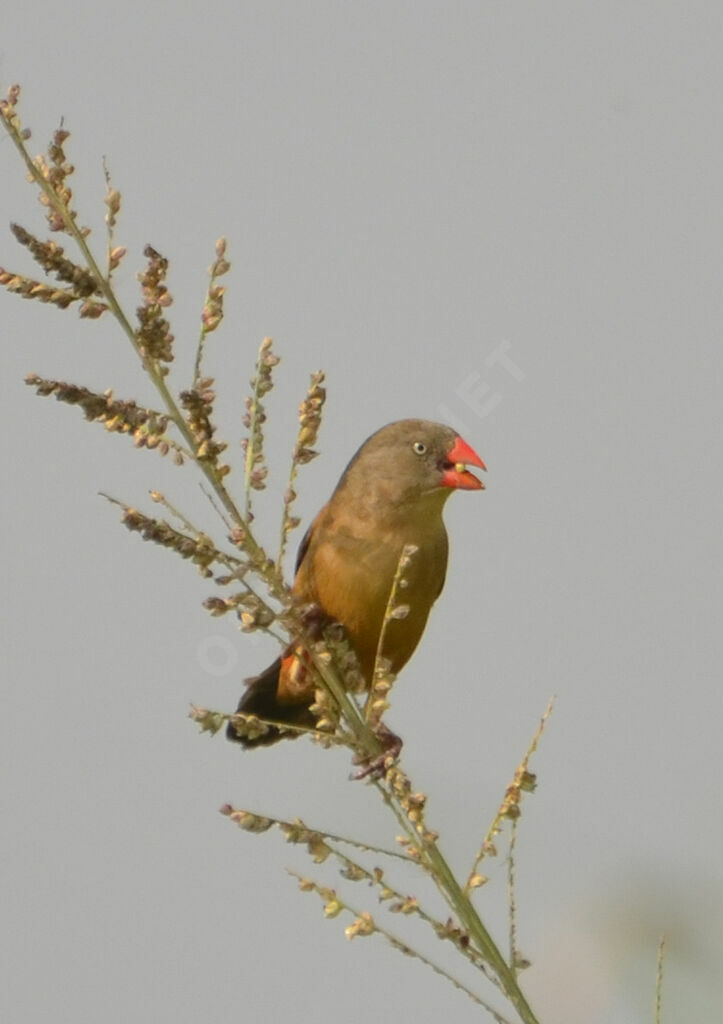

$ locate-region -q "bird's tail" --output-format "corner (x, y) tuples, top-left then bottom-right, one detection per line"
(226, 658), (316, 748)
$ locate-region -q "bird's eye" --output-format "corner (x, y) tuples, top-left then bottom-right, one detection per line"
(412, 441), (427, 455)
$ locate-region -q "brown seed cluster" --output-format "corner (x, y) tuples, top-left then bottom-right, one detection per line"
(104, 183), (121, 232)
(118, 505), (217, 577)
(345, 912), (375, 939)
(10, 223), (99, 296)
(294, 370), (326, 464)
(242, 337), (280, 501)
(136, 245), (174, 363)
(187, 705), (226, 735)
(386, 765), (435, 845)
(200, 238), (230, 336)
(219, 805), (274, 833)
(32, 126), (81, 234)
(1, 227), (107, 317)
(0, 267), (76, 310)
(179, 378), (229, 473)
(226, 711), (277, 743)
(0, 84), (21, 124)
(202, 590), (275, 632)
(318, 623), (366, 694)
(25, 374), (172, 451)
(308, 684), (341, 742)
(1, 92), (104, 314)
(278, 370), (327, 560)
(498, 768), (537, 822)
(365, 671), (394, 731)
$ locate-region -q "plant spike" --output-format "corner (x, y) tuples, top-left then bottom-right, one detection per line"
(466, 698), (555, 895)
(103, 161), (126, 279)
(242, 336), (278, 521)
(277, 370), (326, 569)
(193, 237), (230, 388)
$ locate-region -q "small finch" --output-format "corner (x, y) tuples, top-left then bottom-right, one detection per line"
(227, 419), (486, 748)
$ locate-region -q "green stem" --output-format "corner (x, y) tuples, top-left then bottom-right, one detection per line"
(424, 841), (537, 1023)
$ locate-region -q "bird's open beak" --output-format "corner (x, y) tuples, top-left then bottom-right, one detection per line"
(441, 435), (487, 490)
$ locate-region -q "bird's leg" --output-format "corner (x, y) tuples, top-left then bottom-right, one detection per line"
(351, 721), (403, 780)
(297, 601), (328, 639)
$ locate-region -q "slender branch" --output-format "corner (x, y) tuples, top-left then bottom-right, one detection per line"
(220, 803), (412, 863)
(508, 818), (520, 971)
(364, 543), (416, 723)
(654, 934), (666, 1024)
(288, 871), (514, 1022)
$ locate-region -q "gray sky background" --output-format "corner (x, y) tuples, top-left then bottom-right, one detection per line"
(2, 4), (721, 1023)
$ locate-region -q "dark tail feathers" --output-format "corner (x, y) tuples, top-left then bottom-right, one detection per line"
(226, 658), (316, 748)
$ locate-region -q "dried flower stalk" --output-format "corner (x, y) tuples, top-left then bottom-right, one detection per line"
(242, 336), (279, 520)
(194, 237), (230, 386)
(277, 370), (326, 568)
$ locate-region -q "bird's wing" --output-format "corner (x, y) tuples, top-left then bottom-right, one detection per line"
(294, 524), (313, 576)
(294, 508), (326, 577)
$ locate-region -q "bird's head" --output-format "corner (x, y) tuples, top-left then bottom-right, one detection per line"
(335, 419), (486, 507)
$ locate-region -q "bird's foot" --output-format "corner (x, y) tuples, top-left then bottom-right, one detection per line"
(351, 722), (403, 780)
(298, 602), (328, 639)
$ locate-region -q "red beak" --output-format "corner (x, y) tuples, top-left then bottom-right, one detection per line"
(441, 435), (487, 490)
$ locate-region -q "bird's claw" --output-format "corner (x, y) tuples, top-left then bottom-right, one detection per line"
(298, 602), (328, 639)
(351, 723), (403, 780)
(351, 751), (396, 781)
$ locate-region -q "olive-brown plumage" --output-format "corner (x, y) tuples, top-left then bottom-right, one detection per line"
(228, 419), (485, 746)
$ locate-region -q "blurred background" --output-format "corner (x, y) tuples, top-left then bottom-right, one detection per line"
(1, 3), (721, 1022)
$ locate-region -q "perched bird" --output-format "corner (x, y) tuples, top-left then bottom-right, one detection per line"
(227, 419), (486, 748)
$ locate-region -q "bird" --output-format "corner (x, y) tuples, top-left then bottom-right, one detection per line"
(227, 418), (486, 749)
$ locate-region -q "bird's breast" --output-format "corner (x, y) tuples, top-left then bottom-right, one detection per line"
(297, 508), (449, 683)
